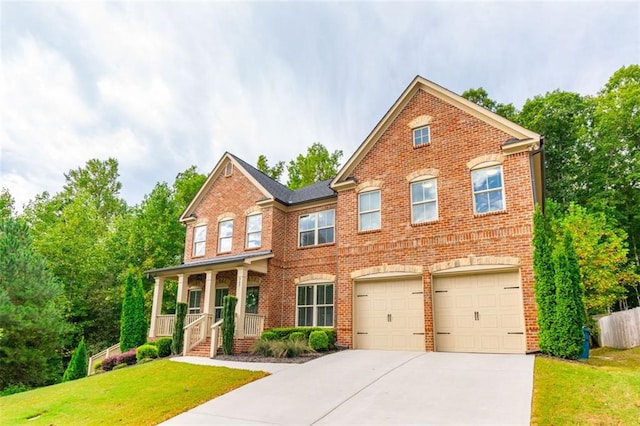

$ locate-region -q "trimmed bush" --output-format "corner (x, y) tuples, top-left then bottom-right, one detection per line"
(102, 349), (137, 371)
(155, 337), (172, 358)
(309, 330), (329, 351)
(136, 344), (159, 362)
(172, 302), (188, 355)
(260, 331), (278, 341)
(120, 273), (147, 352)
(263, 327), (336, 349)
(93, 360), (103, 373)
(288, 331), (305, 342)
(221, 295), (238, 355)
(62, 337), (88, 382)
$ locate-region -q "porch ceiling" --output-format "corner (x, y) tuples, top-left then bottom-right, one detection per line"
(145, 250), (273, 279)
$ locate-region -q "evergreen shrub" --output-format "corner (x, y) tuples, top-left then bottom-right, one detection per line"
(309, 330), (329, 351)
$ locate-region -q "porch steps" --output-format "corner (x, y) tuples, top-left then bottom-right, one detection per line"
(186, 338), (213, 357)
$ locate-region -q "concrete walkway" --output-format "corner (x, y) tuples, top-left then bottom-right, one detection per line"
(163, 350), (534, 425)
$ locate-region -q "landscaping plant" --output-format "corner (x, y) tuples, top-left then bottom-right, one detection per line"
(221, 295), (238, 355)
(155, 337), (172, 357)
(171, 302), (188, 355)
(62, 337), (88, 382)
(136, 344), (159, 362)
(533, 206), (556, 354)
(120, 273), (147, 352)
(309, 330), (329, 351)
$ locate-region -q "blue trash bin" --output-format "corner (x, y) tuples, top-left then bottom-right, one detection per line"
(578, 327), (590, 359)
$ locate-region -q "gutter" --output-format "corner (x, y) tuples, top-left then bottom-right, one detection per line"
(529, 135), (546, 212)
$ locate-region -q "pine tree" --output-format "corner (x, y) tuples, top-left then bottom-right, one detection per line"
(62, 337), (88, 382)
(221, 295), (238, 355)
(120, 273), (146, 352)
(551, 231), (586, 359)
(533, 206), (556, 354)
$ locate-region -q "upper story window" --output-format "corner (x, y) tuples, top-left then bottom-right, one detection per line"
(413, 126), (430, 147)
(472, 165), (505, 214)
(299, 209), (335, 247)
(411, 178), (438, 223)
(246, 214), (262, 249)
(192, 225), (207, 257)
(218, 219), (233, 253)
(358, 190), (381, 231)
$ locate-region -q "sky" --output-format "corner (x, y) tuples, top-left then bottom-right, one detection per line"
(1, 1), (639, 211)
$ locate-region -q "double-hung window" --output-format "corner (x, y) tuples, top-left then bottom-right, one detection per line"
(192, 225), (207, 257)
(218, 220), (233, 252)
(358, 190), (381, 231)
(246, 214), (262, 248)
(413, 126), (430, 147)
(411, 179), (438, 223)
(214, 287), (229, 321)
(188, 288), (202, 315)
(472, 165), (505, 214)
(297, 283), (334, 327)
(299, 210), (335, 247)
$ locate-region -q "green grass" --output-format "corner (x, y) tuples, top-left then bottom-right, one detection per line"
(0, 359), (267, 425)
(532, 346), (640, 425)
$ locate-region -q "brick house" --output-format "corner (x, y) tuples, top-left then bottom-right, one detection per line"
(146, 76), (543, 355)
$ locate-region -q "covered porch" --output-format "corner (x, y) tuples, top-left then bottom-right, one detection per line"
(146, 251), (273, 356)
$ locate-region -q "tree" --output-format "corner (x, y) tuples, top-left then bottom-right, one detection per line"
(256, 155), (285, 182)
(62, 337), (88, 382)
(286, 143), (343, 189)
(171, 302), (187, 355)
(461, 87), (517, 120)
(0, 188), (15, 220)
(0, 219), (68, 391)
(516, 91), (588, 208)
(533, 205), (556, 354)
(221, 295), (238, 355)
(551, 231), (586, 359)
(120, 273), (147, 352)
(172, 166), (207, 211)
(560, 204), (635, 313)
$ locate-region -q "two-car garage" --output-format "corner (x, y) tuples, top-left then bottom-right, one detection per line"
(353, 269), (526, 354)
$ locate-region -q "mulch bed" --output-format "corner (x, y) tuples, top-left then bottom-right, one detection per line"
(214, 351), (337, 364)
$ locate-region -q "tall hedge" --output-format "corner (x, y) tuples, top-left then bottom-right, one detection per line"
(551, 231), (586, 359)
(120, 273), (147, 352)
(221, 295), (238, 355)
(532, 205), (556, 354)
(62, 337), (88, 382)
(171, 302), (188, 355)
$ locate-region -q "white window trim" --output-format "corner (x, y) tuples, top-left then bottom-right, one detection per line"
(298, 209), (336, 247)
(187, 288), (202, 315)
(413, 125), (430, 147)
(192, 225), (207, 257)
(218, 219), (233, 253)
(471, 165), (506, 214)
(213, 286), (229, 321)
(295, 282), (334, 327)
(358, 190), (381, 232)
(410, 178), (438, 224)
(245, 213), (262, 249)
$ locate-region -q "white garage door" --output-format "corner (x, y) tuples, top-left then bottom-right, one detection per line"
(433, 271), (525, 354)
(354, 278), (425, 351)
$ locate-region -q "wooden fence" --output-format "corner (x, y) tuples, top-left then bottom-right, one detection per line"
(597, 307), (640, 349)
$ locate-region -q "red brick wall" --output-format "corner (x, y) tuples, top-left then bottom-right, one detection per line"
(334, 89), (539, 351)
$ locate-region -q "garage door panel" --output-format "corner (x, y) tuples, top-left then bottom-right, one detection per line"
(354, 278), (425, 351)
(434, 271), (525, 354)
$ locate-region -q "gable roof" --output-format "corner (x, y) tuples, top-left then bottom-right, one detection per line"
(180, 152), (336, 221)
(331, 75), (541, 188)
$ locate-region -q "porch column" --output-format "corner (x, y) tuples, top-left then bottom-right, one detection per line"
(176, 273), (188, 303)
(203, 271), (217, 315)
(148, 276), (165, 338)
(235, 267), (248, 338)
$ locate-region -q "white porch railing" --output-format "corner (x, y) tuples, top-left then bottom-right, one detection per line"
(183, 314), (213, 355)
(87, 343), (121, 376)
(244, 313), (265, 337)
(155, 314), (204, 337)
(210, 319), (224, 358)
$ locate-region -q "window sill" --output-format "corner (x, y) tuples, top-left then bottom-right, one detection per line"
(297, 242), (336, 250)
(410, 219), (439, 227)
(217, 250), (232, 255)
(358, 228), (381, 235)
(191, 254), (205, 259)
(413, 142), (431, 149)
(244, 246), (262, 251)
(473, 210), (507, 218)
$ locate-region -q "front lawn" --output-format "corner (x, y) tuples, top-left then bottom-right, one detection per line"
(531, 346), (640, 425)
(0, 359), (267, 425)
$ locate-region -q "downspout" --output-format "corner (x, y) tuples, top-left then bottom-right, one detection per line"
(529, 135), (546, 212)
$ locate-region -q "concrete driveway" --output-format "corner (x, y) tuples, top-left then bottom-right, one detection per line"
(163, 350), (534, 425)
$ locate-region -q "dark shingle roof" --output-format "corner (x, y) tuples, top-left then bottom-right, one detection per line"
(228, 153), (336, 205)
(146, 250), (273, 276)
